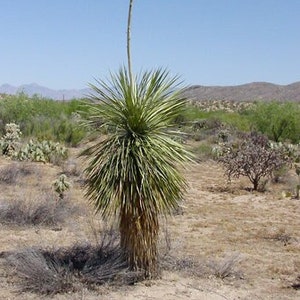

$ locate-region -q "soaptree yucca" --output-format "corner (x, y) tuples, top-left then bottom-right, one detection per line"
(82, 0), (191, 278)
(82, 68), (191, 277)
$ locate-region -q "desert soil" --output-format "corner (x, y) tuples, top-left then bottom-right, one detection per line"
(0, 153), (299, 300)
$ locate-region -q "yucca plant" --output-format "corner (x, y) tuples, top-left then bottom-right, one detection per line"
(82, 68), (191, 277)
(81, 0), (192, 278)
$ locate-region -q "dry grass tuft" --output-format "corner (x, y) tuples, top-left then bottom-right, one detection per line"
(4, 230), (144, 295)
(0, 192), (77, 226)
(5, 248), (74, 295)
(207, 253), (242, 279)
(0, 162), (35, 185)
(161, 252), (242, 280)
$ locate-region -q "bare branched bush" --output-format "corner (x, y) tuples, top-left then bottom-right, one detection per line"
(218, 131), (289, 190)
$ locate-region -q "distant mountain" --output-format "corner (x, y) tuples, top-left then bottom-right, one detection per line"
(1, 81), (300, 102)
(183, 81), (300, 102)
(0, 83), (91, 100)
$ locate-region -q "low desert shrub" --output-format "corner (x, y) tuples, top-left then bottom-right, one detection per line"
(291, 275), (300, 290)
(0, 94), (89, 146)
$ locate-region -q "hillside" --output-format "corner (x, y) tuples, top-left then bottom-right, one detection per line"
(184, 81), (300, 102)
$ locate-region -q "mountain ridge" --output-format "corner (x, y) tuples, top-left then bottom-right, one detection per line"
(0, 83), (91, 100)
(1, 81), (300, 101)
(184, 81), (300, 102)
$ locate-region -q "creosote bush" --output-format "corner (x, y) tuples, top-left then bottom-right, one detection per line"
(218, 131), (289, 191)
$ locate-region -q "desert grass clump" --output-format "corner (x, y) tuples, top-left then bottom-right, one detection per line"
(161, 252), (242, 280)
(161, 254), (207, 276)
(5, 248), (74, 295)
(4, 230), (143, 295)
(0, 162), (35, 185)
(0, 192), (75, 226)
(207, 253), (241, 279)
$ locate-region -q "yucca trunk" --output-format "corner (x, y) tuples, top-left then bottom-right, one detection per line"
(119, 196), (159, 278)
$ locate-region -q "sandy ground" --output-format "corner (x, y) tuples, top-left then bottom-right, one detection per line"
(0, 156), (299, 299)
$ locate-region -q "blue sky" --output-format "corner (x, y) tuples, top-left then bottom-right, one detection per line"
(1, 0), (300, 89)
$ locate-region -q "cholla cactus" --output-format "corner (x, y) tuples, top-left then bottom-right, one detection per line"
(15, 139), (68, 164)
(53, 174), (70, 200)
(0, 123), (22, 156)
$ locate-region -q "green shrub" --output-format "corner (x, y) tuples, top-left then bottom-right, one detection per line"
(0, 94), (89, 146)
(249, 101), (300, 143)
(190, 142), (214, 161)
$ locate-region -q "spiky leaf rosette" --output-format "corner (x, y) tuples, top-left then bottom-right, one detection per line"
(82, 68), (191, 277)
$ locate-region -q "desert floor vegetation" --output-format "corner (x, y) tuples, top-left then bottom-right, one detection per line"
(0, 141), (299, 299)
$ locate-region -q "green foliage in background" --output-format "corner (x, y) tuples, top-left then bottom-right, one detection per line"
(0, 93), (89, 146)
(175, 104), (251, 132)
(1, 93), (299, 146)
(248, 101), (300, 143)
